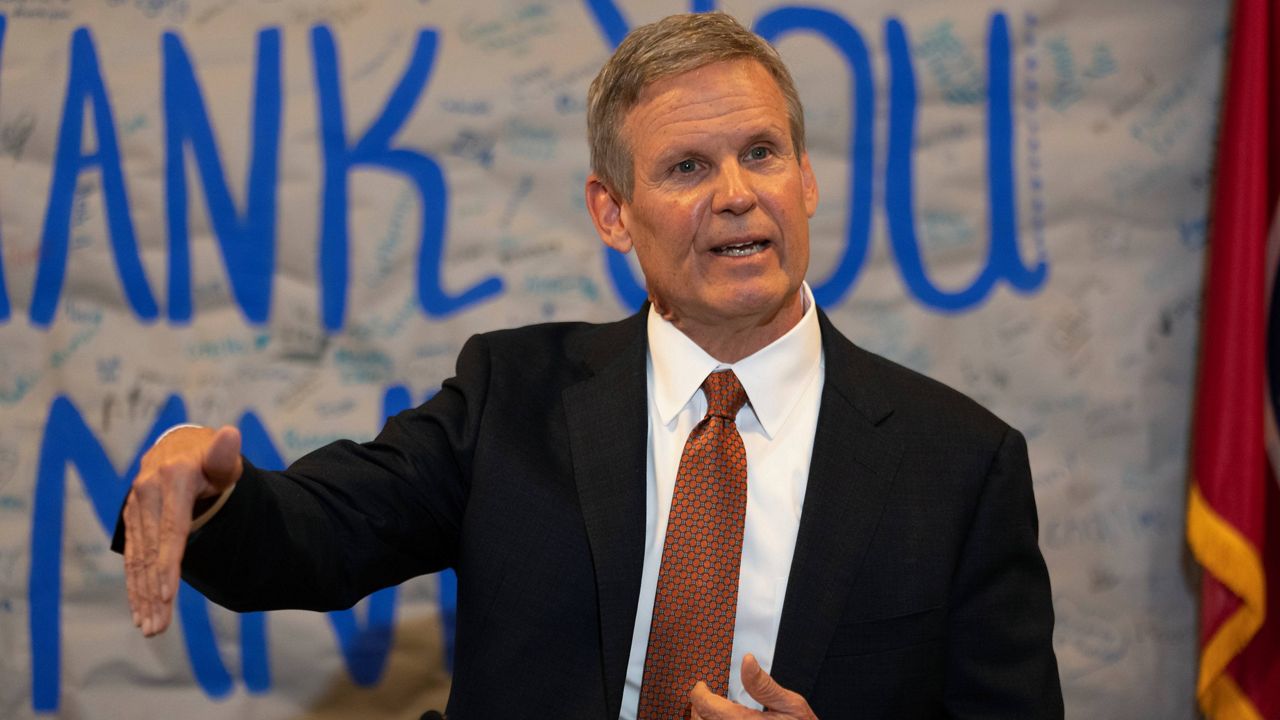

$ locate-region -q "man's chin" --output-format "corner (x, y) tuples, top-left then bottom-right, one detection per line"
(679, 289), (803, 328)
(724, 283), (804, 320)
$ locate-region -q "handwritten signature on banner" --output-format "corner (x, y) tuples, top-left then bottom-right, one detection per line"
(0, 1), (1056, 712)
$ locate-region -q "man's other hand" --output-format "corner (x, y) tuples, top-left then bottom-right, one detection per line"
(123, 425), (242, 637)
(690, 654), (819, 719)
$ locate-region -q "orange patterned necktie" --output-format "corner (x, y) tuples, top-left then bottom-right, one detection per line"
(637, 370), (750, 720)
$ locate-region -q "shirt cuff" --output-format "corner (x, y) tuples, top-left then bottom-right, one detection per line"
(190, 483), (236, 532)
(156, 423), (203, 444)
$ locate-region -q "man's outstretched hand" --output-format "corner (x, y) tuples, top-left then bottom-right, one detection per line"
(690, 654), (819, 719)
(123, 425), (242, 637)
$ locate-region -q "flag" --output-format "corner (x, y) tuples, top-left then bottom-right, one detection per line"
(1187, 0), (1280, 717)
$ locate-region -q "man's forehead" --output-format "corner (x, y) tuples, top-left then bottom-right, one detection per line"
(632, 58), (777, 104)
(622, 60), (789, 140)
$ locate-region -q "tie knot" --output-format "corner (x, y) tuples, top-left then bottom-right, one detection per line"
(702, 370), (748, 420)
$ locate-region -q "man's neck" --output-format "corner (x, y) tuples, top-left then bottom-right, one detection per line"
(663, 290), (806, 364)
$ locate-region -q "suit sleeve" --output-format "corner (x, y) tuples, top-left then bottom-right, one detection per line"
(943, 426), (1063, 718)
(167, 333), (495, 613)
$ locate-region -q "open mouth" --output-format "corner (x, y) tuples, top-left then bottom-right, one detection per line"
(711, 240), (770, 257)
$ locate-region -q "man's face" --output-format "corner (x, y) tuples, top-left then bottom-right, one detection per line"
(588, 59), (819, 338)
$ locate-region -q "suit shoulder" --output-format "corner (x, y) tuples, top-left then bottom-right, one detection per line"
(871, 351), (1005, 427)
(824, 324), (1012, 443)
(474, 319), (597, 354)
(464, 312), (645, 377)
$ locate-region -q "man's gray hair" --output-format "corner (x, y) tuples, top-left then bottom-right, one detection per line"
(586, 12), (807, 201)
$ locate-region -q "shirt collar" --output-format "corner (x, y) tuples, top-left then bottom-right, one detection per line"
(647, 282), (824, 439)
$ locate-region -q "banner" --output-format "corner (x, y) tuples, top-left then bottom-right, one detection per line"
(0, 1), (1228, 717)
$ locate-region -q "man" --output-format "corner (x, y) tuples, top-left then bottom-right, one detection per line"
(118, 12), (1062, 719)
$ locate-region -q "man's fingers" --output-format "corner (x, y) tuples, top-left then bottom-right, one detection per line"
(741, 654), (818, 719)
(122, 496), (142, 628)
(202, 426), (243, 491)
(156, 470), (197, 604)
(690, 681), (737, 720)
(133, 478), (163, 636)
(123, 424), (242, 637)
(145, 460), (203, 635)
(741, 654), (785, 705)
(690, 680), (774, 720)
(687, 664), (817, 720)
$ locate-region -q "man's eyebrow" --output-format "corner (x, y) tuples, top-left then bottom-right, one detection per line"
(652, 145), (704, 168)
(744, 129), (785, 145)
(741, 126), (792, 152)
(644, 122), (792, 170)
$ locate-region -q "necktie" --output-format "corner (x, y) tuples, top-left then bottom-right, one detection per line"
(637, 370), (750, 720)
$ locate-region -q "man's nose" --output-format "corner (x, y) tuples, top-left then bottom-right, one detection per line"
(712, 162), (757, 215)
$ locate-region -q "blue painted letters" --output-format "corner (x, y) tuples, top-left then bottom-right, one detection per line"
(30, 29), (158, 326)
(884, 14), (1047, 311)
(164, 29), (282, 324)
(0, 15), (9, 322)
(312, 27), (501, 331)
(29, 395), (184, 710)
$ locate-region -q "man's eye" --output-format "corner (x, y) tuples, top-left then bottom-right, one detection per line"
(747, 146), (771, 160)
(675, 159), (698, 173)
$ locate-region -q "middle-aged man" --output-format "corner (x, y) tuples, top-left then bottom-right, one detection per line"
(117, 12), (1062, 719)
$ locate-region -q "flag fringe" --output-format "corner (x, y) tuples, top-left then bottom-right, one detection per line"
(1201, 672), (1265, 720)
(1187, 482), (1267, 717)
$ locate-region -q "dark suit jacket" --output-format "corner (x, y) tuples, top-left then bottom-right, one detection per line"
(161, 309), (1062, 718)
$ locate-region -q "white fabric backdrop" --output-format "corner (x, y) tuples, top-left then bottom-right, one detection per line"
(0, 1), (1225, 717)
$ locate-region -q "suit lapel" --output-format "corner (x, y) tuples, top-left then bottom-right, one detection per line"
(770, 311), (905, 698)
(562, 311), (650, 718)
(560, 309), (905, 709)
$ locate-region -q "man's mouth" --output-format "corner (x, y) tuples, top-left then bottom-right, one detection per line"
(711, 240), (770, 257)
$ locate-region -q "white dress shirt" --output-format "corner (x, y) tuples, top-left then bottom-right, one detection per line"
(618, 283), (826, 718)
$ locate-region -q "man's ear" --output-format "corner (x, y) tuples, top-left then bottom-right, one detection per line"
(800, 152), (820, 218)
(585, 175), (633, 253)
